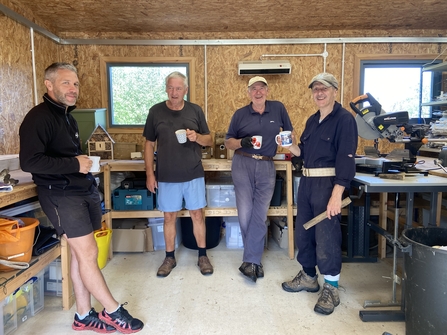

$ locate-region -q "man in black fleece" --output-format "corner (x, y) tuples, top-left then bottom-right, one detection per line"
(19, 63), (143, 334)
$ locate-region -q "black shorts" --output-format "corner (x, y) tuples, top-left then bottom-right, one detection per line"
(37, 187), (102, 238)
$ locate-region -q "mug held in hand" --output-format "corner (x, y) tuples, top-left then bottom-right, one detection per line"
(241, 136), (254, 148)
(275, 131), (292, 147)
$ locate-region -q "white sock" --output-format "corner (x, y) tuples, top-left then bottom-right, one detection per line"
(106, 304), (120, 314)
(76, 311), (89, 320)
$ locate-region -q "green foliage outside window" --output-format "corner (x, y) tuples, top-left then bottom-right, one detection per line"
(109, 65), (188, 126)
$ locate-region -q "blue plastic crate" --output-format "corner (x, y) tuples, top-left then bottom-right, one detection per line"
(113, 188), (155, 210)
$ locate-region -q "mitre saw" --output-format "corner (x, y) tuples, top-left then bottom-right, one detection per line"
(350, 93), (431, 174)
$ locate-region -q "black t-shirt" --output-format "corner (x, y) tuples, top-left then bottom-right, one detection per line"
(143, 101), (210, 182)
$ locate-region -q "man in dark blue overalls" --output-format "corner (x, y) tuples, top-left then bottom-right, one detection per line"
(279, 73), (358, 315)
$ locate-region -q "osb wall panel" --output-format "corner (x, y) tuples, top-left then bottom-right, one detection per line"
(2, 11), (447, 155)
(0, 14), (33, 155)
(0, 14), (59, 154)
(57, 44), (205, 148)
(54, 40), (447, 155)
(33, 33), (59, 100)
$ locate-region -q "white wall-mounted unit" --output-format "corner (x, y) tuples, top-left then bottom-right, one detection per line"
(238, 60), (291, 75)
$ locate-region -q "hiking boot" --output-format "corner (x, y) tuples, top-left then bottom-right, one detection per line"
(256, 263), (264, 278)
(314, 283), (340, 315)
(156, 257), (176, 277)
(99, 303), (144, 334)
(72, 308), (116, 333)
(198, 256), (214, 275)
(281, 270), (320, 293)
(239, 262), (257, 282)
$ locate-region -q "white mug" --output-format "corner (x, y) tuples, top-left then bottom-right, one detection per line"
(175, 129), (187, 144)
(88, 156), (101, 172)
(252, 135), (262, 149)
(275, 131), (292, 147)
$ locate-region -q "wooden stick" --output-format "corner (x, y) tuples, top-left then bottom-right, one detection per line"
(303, 197), (352, 230)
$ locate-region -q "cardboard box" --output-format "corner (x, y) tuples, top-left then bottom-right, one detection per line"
(270, 217), (288, 249)
(112, 219), (154, 252)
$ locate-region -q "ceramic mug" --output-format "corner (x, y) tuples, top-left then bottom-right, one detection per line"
(88, 156), (101, 172)
(175, 129), (187, 143)
(252, 135), (262, 149)
(275, 131), (292, 147)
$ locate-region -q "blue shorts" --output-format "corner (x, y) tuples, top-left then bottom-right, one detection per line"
(157, 177), (206, 212)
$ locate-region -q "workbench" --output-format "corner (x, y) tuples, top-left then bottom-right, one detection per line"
(350, 172), (447, 322)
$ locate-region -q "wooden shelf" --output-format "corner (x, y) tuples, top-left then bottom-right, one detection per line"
(0, 170), (74, 310)
(104, 158), (295, 259)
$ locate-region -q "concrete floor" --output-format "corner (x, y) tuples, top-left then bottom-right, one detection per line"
(18, 238), (405, 335)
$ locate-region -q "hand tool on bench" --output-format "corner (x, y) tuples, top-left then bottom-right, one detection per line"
(303, 197), (352, 230)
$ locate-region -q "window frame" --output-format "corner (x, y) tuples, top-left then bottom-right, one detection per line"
(353, 54), (442, 123)
(100, 57), (196, 133)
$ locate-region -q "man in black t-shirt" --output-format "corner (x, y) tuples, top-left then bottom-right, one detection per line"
(143, 71), (214, 277)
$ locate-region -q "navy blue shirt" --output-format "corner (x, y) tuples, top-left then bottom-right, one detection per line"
(226, 100), (293, 157)
(299, 101), (358, 189)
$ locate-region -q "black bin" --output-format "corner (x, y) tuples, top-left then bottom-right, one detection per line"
(270, 176), (283, 206)
(402, 227), (447, 335)
(181, 217), (222, 250)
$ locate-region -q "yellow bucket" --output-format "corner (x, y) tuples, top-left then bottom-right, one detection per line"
(94, 229), (112, 269)
(0, 218), (39, 272)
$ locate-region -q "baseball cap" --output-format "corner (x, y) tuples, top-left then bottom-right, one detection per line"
(308, 73), (339, 89)
(248, 76), (268, 87)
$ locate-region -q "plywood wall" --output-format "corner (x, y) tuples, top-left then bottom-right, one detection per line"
(1, 12), (447, 156)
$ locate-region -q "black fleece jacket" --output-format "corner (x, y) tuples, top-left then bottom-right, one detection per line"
(19, 94), (96, 195)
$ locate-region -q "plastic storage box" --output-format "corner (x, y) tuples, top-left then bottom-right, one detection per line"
(206, 179), (236, 208)
(44, 259), (62, 296)
(147, 218), (182, 251)
(31, 270), (45, 315)
(113, 188), (155, 210)
(1, 293), (17, 335)
(224, 217), (244, 249)
(15, 281), (33, 328)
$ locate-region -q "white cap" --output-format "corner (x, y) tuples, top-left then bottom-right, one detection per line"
(248, 76), (268, 87)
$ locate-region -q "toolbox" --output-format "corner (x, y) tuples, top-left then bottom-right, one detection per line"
(113, 188), (155, 210)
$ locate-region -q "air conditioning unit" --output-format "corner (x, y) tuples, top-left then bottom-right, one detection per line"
(238, 60), (292, 75)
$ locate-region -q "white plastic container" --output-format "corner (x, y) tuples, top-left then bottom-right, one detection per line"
(225, 217), (244, 249)
(206, 179), (236, 208)
(147, 218), (182, 250)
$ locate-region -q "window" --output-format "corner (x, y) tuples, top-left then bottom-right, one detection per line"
(359, 59), (442, 122)
(100, 57), (195, 130)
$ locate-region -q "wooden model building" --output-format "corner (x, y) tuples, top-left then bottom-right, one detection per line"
(86, 124), (115, 159)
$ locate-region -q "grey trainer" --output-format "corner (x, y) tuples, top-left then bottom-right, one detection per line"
(314, 283), (340, 315)
(281, 270), (320, 293)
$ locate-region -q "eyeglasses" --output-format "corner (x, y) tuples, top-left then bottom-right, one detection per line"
(312, 86), (331, 94)
(249, 86), (267, 93)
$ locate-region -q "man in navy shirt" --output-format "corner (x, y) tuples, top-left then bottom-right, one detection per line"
(225, 76), (293, 282)
(280, 73), (358, 315)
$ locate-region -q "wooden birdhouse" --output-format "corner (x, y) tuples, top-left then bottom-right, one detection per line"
(87, 124), (115, 159)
